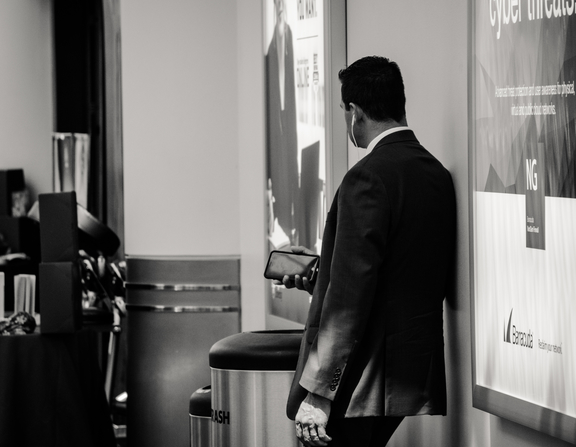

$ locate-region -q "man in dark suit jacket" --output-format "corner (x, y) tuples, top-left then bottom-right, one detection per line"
(281, 56), (456, 446)
(266, 0), (299, 245)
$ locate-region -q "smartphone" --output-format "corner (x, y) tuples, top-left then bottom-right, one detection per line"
(263, 250), (320, 282)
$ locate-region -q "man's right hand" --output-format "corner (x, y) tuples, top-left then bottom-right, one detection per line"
(276, 246), (316, 294)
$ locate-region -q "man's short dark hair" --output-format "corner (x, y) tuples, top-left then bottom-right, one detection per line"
(338, 56), (406, 123)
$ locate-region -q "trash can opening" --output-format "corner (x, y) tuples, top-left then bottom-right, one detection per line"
(189, 385), (211, 417)
(209, 330), (303, 371)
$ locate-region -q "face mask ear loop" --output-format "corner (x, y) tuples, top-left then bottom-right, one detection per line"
(351, 113), (359, 149)
(350, 114), (360, 160)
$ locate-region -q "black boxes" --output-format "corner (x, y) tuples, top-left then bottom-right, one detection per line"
(39, 192), (79, 263)
(39, 262), (81, 333)
(38, 192), (82, 333)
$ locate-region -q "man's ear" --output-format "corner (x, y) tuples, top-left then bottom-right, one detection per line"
(349, 103), (364, 121)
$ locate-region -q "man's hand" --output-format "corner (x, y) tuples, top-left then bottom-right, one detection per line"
(274, 246), (317, 294)
(295, 393), (332, 446)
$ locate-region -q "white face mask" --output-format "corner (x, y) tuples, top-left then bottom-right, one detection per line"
(350, 113), (358, 147)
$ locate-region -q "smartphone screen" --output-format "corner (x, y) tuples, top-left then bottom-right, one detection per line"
(263, 250), (319, 281)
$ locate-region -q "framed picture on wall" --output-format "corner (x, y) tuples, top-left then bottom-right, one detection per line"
(470, 0), (576, 443)
(263, 0), (347, 328)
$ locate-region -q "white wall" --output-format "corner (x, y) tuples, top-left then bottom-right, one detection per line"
(236, 0), (268, 331)
(0, 0), (53, 202)
(121, 0), (267, 330)
(121, 0), (241, 257)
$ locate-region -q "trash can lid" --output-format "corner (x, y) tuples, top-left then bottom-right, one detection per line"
(189, 385), (211, 416)
(209, 330), (303, 371)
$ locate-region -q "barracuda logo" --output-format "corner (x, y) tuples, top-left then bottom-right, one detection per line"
(504, 309), (514, 343)
(504, 309), (533, 348)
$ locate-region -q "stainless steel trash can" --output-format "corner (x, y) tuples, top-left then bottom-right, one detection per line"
(189, 385), (211, 447)
(209, 330), (303, 447)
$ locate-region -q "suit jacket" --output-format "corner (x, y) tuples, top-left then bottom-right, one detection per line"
(286, 130), (456, 419)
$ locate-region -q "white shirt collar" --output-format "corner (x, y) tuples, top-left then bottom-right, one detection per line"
(365, 126), (411, 155)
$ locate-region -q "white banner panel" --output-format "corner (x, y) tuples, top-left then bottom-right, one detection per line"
(471, 0), (576, 442)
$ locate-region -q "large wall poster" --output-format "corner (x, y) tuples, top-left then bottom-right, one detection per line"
(264, 0), (346, 326)
(471, 0), (576, 442)
(265, 0), (326, 253)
